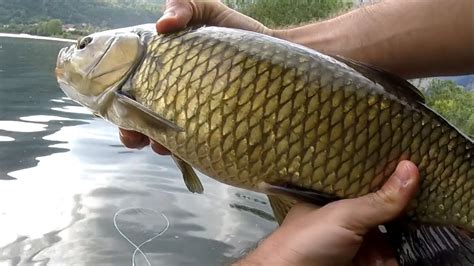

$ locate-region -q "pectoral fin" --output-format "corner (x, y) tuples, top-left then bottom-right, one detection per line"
(259, 182), (340, 207)
(114, 91), (183, 131)
(267, 195), (296, 225)
(171, 154), (203, 194)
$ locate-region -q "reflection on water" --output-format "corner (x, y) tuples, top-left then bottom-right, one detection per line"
(0, 36), (276, 265)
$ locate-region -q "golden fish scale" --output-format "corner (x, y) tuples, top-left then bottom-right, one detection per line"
(130, 28), (474, 229)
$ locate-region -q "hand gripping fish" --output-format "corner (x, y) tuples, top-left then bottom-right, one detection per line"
(56, 24), (474, 265)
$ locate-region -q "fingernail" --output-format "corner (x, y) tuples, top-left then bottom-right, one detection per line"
(396, 162), (411, 188)
(160, 10), (176, 20)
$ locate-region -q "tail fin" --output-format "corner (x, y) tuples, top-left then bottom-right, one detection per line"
(386, 223), (474, 266)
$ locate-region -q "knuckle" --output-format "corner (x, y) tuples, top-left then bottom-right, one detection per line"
(166, 0), (192, 12)
(370, 189), (397, 212)
(166, 0), (181, 8)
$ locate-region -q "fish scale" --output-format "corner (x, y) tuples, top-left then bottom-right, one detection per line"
(124, 27), (473, 229)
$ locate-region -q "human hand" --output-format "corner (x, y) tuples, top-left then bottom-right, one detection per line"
(119, 129), (171, 155)
(119, 0), (273, 154)
(236, 161), (420, 266)
(155, 0), (272, 34)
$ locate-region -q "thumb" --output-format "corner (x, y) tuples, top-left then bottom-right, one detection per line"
(336, 160), (420, 234)
(156, 0), (194, 33)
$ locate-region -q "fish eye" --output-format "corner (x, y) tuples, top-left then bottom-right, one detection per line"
(77, 37), (93, 50)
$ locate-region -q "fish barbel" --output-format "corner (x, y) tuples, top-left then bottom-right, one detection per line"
(56, 24), (473, 265)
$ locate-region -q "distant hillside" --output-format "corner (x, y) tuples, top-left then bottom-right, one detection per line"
(0, 0), (165, 28)
(442, 75), (474, 91)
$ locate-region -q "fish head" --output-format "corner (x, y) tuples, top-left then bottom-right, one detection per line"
(55, 27), (146, 112)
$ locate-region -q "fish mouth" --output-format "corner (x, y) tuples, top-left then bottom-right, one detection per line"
(55, 45), (74, 80)
(55, 67), (64, 77)
(55, 45), (96, 110)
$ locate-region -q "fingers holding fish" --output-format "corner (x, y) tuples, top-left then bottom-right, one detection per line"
(323, 161), (420, 236)
(119, 128), (149, 149)
(245, 162), (420, 266)
(118, 128), (171, 155)
(157, 0), (195, 33)
(279, 160), (420, 235)
(157, 0), (273, 36)
(150, 140), (172, 155)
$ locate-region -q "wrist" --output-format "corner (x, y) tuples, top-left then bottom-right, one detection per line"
(271, 22), (355, 65)
(272, 17), (363, 62)
(270, 28), (289, 41)
(233, 230), (317, 266)
(232, 234), (292, 266)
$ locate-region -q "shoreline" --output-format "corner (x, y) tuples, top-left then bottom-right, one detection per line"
(0, 33), (75, 43)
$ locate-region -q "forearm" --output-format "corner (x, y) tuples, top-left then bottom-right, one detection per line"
(274, 0), (474, 78)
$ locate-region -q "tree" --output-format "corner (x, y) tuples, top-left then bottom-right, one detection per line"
(36, 19), (62, 36)
(425, 79), (474, 136)
(224, 0), (352, 27)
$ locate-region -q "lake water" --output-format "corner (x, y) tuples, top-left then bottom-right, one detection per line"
(0, 37), (276, 265)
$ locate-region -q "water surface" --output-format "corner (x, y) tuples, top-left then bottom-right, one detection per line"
(0, 36), (276, 266)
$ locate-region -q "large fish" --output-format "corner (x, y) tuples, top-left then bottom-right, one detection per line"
(56, 24), (473, 265)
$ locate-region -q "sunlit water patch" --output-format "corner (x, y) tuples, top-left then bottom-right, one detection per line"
(20, 115), (73, 123)
(51, 105), (91, 115)
(0, 120), (47, 133)
(0, 136), (14, 142)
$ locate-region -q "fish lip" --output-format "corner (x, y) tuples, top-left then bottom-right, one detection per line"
(55, 67), (64, 78)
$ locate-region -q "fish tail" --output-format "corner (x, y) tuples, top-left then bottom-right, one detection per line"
(385, 223), (474, 266)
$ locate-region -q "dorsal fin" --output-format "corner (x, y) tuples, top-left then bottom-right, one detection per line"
(333, 55), (425, 103)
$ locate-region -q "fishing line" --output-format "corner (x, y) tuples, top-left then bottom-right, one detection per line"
(113, 207), (170, 266)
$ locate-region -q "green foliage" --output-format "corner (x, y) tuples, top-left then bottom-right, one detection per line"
(224, 0), (352, 27)
(36, 19), (62, 36)
(425, 79), (474, 136)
